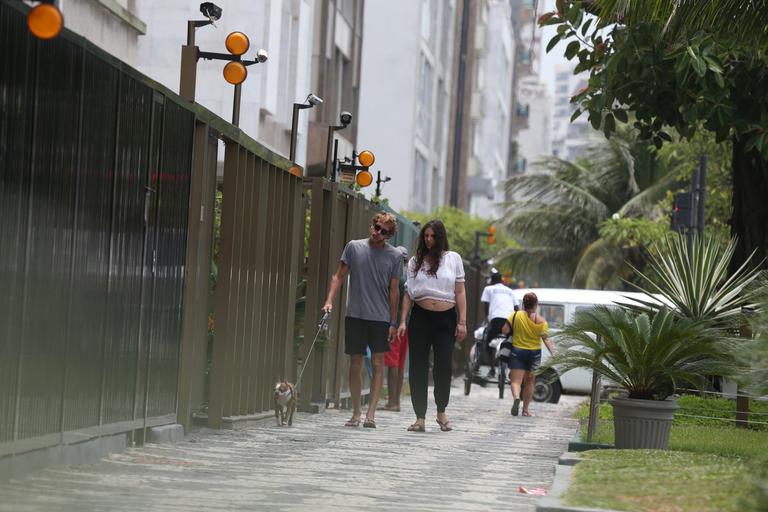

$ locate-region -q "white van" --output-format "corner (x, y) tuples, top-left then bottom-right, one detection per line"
(510, 288), (661, 403)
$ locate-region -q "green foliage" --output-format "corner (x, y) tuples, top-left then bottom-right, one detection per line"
(598, 216), (669, 249)
(565, 450), (751, 512)
(545, 306), (740, 400)
(744, 284), (768, 396)
(625, 234), (764, 325)
(577, 398), (768, 451)
(656, 130), (733, 240)
(541, 2), (768, 158)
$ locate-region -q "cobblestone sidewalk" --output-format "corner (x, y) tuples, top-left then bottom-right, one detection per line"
(0, 380), (582, 512)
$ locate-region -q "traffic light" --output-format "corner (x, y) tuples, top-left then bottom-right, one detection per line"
(27, 1), (63, 40)
(488, 225), (497, 245)
(671, 192), (694, 232)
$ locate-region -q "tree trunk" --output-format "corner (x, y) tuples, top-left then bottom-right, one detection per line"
(730, 138), (768, 272)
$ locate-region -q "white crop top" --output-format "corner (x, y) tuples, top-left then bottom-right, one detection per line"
(405, 251), (465, 303)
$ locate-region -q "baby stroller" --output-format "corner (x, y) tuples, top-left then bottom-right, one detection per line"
(464, 324), (513, 399)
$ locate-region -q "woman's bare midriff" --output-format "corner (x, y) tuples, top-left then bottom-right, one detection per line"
(415, 298), (455, 312)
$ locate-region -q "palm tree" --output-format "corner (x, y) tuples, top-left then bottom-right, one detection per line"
(543, 306), (739, 400)
(498, 127), (676, 289)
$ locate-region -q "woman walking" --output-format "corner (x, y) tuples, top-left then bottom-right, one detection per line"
(502, 292), (555, 417)
(397, 220), (467, 432)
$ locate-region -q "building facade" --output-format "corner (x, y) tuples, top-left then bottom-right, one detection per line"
(550, 64), (592, 161)
(357, 0), (457, 213)
(465, 0), (515, 217)
(58, 0), (146, 66)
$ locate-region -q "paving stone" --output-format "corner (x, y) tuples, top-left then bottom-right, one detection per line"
(0, 380), (582, 512)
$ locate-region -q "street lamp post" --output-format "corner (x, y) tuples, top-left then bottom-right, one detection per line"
(374, 171), (391, 200)
(178, 3), (269, 127)
(324, 111), (352, 180)
(289, 94), (323, 162)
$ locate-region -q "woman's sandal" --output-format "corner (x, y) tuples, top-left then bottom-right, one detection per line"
(522, 411), (534, 417)
(344, 417), (361, 427)
(363, 417), (377, 428)
(407, 422), (425, 432)
(435, 418), (453, 432)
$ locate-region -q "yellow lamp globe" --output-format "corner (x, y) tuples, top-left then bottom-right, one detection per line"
(27, 3), (63, 40)
(355, 170), (373, 188)
(225, 31), (250, 56)
(358, 150), (375, 168)
(223, 61), (247, 85)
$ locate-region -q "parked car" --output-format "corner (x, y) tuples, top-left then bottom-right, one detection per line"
(510, 288), (664, 403)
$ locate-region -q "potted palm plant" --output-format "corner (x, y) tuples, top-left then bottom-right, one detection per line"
(543, 306), (739, 449)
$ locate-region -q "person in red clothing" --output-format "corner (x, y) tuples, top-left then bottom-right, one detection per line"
(380, 246), (409, 412)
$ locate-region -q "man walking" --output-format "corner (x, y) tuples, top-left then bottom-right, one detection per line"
(480, 271), (518, 378)
(322, 212), (403, 428)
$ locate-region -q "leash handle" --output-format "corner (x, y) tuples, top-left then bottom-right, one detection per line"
(296, 312), (330, 389)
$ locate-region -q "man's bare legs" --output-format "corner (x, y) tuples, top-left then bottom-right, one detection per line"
(348, 354), (364, 422)
(365, 352), (385, 422)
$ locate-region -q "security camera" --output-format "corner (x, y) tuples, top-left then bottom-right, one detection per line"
(306, 93), (323, 106)
(200, 2), (222, 21)
(339, 111), (352, 126)
(255, 49), (269, 63)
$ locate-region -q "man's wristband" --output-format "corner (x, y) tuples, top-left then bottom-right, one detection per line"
(389, 321), (399, 328)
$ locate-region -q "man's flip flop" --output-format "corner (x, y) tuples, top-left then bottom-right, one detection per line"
(436, 418), (453, 432)
(511, 398), (520, 416)
(363, 418), (376, 428)
(344, 418), (361, 427)
(407, 423), (425, 432)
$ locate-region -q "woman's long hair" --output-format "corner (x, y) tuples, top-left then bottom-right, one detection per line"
(413, 220), (449, 277)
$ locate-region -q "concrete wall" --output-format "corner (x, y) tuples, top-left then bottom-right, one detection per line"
(60, 0), (145, 66)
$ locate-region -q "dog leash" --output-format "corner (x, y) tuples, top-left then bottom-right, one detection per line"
(295, 312), (330, 390)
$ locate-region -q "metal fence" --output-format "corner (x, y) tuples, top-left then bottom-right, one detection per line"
(0, 0), (305, 456)
(0, 1), (192, 455)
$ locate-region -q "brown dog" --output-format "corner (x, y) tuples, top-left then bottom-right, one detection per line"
(273, 380), (296, 426)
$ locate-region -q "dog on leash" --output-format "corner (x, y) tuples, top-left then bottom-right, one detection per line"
(273, 380), (297, 426)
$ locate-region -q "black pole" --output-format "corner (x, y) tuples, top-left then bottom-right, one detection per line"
(688, 169), (699, 256)
(232, 83), (241, 126)
(332, 139), (339, 182)
(698, 155), (707, 235)
(289, 103), (300, 162)
(375, 170), (382, 199)
(324, 125), (335, 179)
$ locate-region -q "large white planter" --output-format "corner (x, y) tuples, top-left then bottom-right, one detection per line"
(609, 396), (679, 449)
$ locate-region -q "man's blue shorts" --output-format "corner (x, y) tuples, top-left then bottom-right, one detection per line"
(509, 346), (541, 371)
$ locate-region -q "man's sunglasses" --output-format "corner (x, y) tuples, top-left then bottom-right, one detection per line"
(373, 223), (392, 237)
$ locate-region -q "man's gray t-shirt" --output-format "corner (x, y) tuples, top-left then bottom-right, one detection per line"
(340, 239), (403, 322)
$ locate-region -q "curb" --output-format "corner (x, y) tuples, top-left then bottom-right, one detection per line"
(536, 452), (623, 512)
